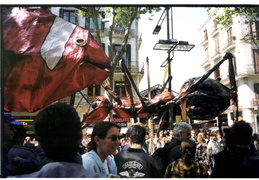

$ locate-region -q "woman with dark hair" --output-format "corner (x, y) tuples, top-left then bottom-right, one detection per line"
(82, 121), (121, 177)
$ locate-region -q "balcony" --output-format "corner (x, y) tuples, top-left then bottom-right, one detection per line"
(113, 27), (126, 35)
(222, 39), (236, 53)
(236, 64), (259, 76)
(201, 35), (208, 46)
(201, 54), (210, 68)
(88, 29), (105, 35)
(210, 26), (219, 37)
(114, 61), (144, 74)
(209, 48), (221, 61)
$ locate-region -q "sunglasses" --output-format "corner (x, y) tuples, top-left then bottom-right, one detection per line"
(105, 135), (120, 141)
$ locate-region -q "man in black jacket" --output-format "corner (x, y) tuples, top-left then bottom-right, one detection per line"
(164, 122), (192, 169)
(114, 124), (162, 178)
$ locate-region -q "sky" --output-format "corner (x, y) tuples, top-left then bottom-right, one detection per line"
(138, 7), (208, 93)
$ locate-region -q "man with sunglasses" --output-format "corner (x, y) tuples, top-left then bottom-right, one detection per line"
(114, 124), (162, 178)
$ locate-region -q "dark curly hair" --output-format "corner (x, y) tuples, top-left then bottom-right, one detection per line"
(34, 102), (82, 162)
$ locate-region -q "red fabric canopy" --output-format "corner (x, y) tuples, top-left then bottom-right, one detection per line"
(3, 7), (111, 112)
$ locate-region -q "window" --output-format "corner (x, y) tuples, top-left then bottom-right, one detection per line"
(213, 19), (218, 31)
(115, 81), (126, 97)
(253, 49), (259, 74)
(254, 83), (259, 105)
(60, 9), (78, 24)
(214, 38), (220, 54)
(86, 12), (105, 31)
(227, 27), (233, 44)
(214, 67), (220, 79)
(114, 44), (131, 64)
(87, 84), (101, 97)
(251, 20), (259, 40)
(204, 29), (208, 41)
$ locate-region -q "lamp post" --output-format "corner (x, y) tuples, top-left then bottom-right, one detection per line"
(153, 39), (195, 91)
(152, 7), (195, 129)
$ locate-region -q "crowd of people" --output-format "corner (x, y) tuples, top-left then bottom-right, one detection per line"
(3, 102), (259, 178)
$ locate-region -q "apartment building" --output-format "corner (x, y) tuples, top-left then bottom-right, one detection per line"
(199, 8), (259, 132)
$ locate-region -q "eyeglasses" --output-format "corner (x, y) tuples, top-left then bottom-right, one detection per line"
(105, 135), (120, 141)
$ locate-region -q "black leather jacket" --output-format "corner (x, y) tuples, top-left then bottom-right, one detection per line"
(114, 147), (162, 178)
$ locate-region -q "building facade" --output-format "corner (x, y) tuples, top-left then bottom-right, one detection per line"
(199, 8), (259, 132)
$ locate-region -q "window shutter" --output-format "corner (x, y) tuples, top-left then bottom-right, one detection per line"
(75, 10), (78, 25)
(254, 83), (259, 105)
(59, 8), (63, 17)
(126, 44), (131, 64)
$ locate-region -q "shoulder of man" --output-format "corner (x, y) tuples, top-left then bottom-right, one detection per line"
(164, 138), (180, 151)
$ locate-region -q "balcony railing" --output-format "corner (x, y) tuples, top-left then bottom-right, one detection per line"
(210, 26), (219, 37)
(209, 48), (221, 61)
(222, 38), (235, 52)
(88, 29), (105, 34)
(236, 64), (259, 76)
(201, 35), (209, 46)
(201, 54), (210, 67)
(114, 61), (144, 74)
(114, 28), (126, 35)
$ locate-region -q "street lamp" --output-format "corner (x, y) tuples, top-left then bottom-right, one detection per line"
(153, 39), (195, 52)
(153, 39), (195, 67)
(152, 25), (162, 34)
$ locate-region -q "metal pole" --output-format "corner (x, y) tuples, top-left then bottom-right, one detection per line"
(167, 7), (174, 129)
(146, 57), (151, 100)
(167, 8), (171, 92)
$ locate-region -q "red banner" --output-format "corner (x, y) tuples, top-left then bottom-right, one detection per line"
(3, 7), (111, 112)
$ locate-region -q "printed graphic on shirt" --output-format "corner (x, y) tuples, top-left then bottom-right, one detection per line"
(119, 161), (145, 178)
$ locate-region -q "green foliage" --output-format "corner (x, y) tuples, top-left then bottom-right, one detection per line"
(207, 7), (259, 42)
(208, 7), (259, 28)
(79, 6), (161, 27)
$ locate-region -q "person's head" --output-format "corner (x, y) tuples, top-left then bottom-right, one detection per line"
(126, 124), (146, 146)
(191, 130), (196, 138)
(210, 132), (217, 141)
(3, 112), (22, 142)
(173, 122), (192, 141)
(88, 121), (120, 158)
(197, 132), (205, 144)
(180, 139), (196, 162)
(34, 102), (82, 162)
(24, 136), (31, 144)
(229, 120), (253, 148)
(12, 125), (27, 145)
(222, 128), (234, 149)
